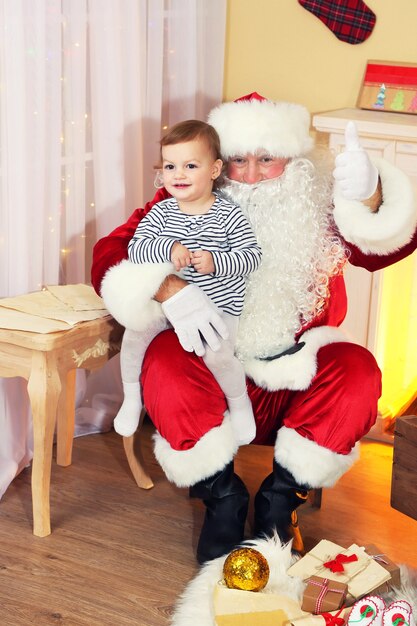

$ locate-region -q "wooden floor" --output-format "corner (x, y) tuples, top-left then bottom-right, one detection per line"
(0, 420), (416, 626)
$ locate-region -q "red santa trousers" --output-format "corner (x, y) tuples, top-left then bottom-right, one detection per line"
(141, 329), (381, 486)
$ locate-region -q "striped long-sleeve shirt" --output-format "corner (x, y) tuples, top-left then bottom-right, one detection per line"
(128, 193), (262, 315)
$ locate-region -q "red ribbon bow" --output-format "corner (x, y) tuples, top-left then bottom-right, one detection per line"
(320, 606), (346, 626)
(324, 553), (358, 573)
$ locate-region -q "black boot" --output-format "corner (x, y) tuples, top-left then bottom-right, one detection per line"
(189, 462), (249, 564)
(254, 460), (309, 552)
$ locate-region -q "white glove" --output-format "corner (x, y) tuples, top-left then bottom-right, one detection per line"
(161, 284), (229, 356)
(333, 121), (379, 201)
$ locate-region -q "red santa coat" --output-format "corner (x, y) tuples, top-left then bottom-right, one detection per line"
(91, 160), (417, 489)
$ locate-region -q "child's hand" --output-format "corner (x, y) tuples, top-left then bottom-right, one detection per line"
(191, 249), (215, 274)
(171, 242), (192, 271)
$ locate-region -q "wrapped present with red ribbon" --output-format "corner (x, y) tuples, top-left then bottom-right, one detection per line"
(213, 582), (307, 626)
(323, 554), (359, 573)
(287, 540), (391, 604)
(362, 544), (401, 590)
(301, 576), (348, 614)
(284, 606), (352, 626)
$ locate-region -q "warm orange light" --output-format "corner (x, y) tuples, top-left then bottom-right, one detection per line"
(375, 252), (417, 419)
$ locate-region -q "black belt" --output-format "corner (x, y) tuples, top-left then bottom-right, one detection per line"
(257, 341), (306, 362)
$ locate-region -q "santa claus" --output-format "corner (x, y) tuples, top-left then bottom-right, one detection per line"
(91, 93), (417, 564)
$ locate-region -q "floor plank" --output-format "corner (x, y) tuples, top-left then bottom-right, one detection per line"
(0, 421), (416, 625)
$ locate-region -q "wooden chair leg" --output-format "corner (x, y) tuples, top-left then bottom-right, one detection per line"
(123, 409), (154, 490)
(308, 487), (322, 508)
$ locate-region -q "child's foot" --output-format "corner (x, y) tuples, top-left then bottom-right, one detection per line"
(113, 398), (142, 437)
(227, 393), (256, 445)
(114, 382), (142, 437)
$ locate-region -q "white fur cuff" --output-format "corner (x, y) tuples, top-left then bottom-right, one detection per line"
(153, 415), (239, 487)
(100, 259), (172, 331)
(243, 326), (349, 392)
(333, 158), (417, 255)
(275, 426), (360, 488)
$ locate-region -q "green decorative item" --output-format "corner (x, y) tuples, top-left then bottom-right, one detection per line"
(391, 90), (405, 112)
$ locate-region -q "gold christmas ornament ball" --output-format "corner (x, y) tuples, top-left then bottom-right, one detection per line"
(223, 547), (270, 592)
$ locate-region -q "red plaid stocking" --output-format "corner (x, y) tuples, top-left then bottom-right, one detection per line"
(298, 0), (376, 44)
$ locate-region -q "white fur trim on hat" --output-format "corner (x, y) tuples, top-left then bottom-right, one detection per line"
(275, 426), (360, 488)
(208, 99), (314, 159)
(153, 414), (238, 487)
(333, 157), (417, 255)
(100, 259), (172, 331)
(243, 326), (350, 392)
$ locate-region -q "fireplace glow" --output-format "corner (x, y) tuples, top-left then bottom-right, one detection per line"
(374, 251), (417, 421)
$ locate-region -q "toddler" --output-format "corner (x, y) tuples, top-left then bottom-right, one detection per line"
(114, 120), (262, 445)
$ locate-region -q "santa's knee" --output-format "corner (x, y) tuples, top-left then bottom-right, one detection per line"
(316, 342), (382, 436)
(318, 341), (382, 398)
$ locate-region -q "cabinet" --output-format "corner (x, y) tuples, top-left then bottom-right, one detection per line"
(312, 108), (417, 186)
(312, 108), (417, 431)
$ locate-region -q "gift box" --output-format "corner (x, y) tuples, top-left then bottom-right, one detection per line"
(213, 582), (307, 626)
(301, 576), (348, 614)
(216, 611), (295, 626)
(287, 540), (391, 604)
(284, 606), (352, 626)
(361, 544), (401, 591)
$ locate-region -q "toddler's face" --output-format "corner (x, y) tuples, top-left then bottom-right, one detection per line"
(162, 139), (222, 204)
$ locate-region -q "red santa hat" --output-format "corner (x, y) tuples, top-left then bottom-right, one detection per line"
(208, 92), (314, 160)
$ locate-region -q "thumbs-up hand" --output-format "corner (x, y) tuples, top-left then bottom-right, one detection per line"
(333, 121), (379, 201)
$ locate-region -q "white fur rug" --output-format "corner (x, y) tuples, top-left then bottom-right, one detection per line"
(385, 565), (417, 611)
(171, 536), (307, 626)
(170, 536), (417, 626)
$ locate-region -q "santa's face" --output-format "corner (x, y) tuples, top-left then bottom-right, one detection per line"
(227, 152), (290, 184)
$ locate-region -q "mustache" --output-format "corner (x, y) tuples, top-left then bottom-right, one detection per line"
(222, 175), (281, 190)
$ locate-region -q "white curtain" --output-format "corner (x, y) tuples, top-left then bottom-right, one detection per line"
(0, 0), (227, 499)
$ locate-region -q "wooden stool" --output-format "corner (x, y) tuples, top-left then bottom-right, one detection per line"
(122, 409), (154, 491)
(0, 313), (152, 537)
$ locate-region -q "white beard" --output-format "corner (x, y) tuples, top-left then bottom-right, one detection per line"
(220, 157), (347, 360)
